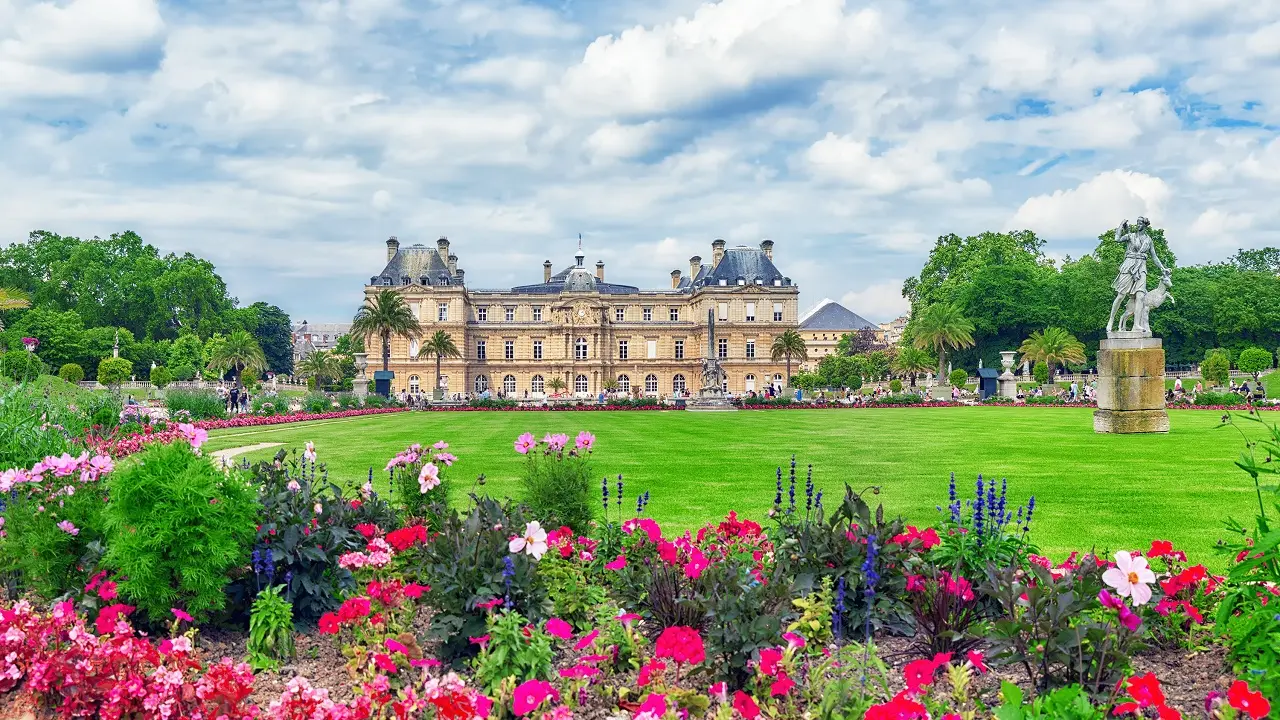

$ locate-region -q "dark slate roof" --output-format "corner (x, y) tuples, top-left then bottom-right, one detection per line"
(510, 271), (641, 295)
(695, 246), (789, 287)
(372, 244), (462, 285)
(799, 300), (877, 331)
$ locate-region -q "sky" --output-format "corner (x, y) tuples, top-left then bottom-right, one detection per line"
(1, 0), (1278, 325)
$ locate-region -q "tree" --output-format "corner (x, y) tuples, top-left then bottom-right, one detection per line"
(891, 345), (934, 386)
(168, 334), (205, 371)
(1229, 247), (1280, 274)
(244, 302), (293, 375)
(206, 330), (267, 385)
(949, 368), (968, 388)
(770, 330), (808, 384)
(0, 287), (31, 331)
(1201, 352), (1230, 388)
(837, 329), (883, 356)
(1017, 327), (1087, 380)
(1237, 347), (1274, 379)
(417, 330), (461, 395)
(603, 378), (620, 393)
(58, 363), (84, 383)
(1033, 361), (1050, 385)
(296, 350), (343, 390)
(151, 366), (173, 389)
(547, 376), (567, 395)
(3, 308), (86, 369)
(911, 303), (975, 383)
(350, 290), (422, 373)
(98, 357), (132, 388)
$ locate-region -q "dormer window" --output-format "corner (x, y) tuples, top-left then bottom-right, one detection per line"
(737, 278), (746, 285)
(773, 279), (782, 286)
(718, 279), (727, 286)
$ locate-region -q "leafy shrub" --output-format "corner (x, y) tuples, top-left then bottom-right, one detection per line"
(336, 392), (361, 410)
(695, 558), (790, 685)
(363, 393), (393, 408)
(983, 395), (1015, 404)
(164, 389), (225, 421)
(540, 556), (607, 631)
(386, 442), (453, 527)
(102, 441), (258, 624)
(83, 391), (124, 432)
(516, 431), (596, 534)
(1025, 395), (1066, 405)
(469, 397), (518, 409)
(932, 474), (1036, 578)
(170, 363), (197, 381)
(889, 379), (903, 393)
(1237, 346), (1273, 376)
(870, 393), (924, 406)
(302, 392), (332, 413)
(150, 366), (172, 389)
(1, 351), (44, 382)
(97, 357), (132, 386)
(1194, 390), (1248, 406)
(471, 609), (553, 693)
(251, 395), (283, 416)
(0, 383), (80, 469)
(994, 683), (1106, 720)
(1202, 351), (1231, 387)
(948, 368), (968, 387)
(57, 363), (84, 383)
(1033, 361), (1050, 384)
(904, 569), (982, 654)
(247, 585), (296, 671)
(608, 396), (665, 408)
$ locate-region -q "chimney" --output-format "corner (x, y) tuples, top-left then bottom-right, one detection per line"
(760, 239), (774, 260)
(711, 239), (726, 268)
(448, 254), (458, 275)
(455, 268), (465, 284)
(689, 255), (702, 279)
(670, 269), (681, 289)
(543, 260), (553, 283)
(595, 261), (605, 282)
(437, 236), (449, 263)
(386, 236), (400, 262)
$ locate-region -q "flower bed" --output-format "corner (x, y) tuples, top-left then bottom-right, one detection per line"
(419, 403), (673, 412)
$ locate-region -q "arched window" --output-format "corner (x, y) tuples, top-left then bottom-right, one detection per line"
(672, 374), (686, 393)
(531, 375), (545, 394)
(644, 374), (658, 394)
(773, 373), (784, 385)
(575, 374), (589, 393)
(408, 337), (419, 358)
(474, 375), (489, 393)
(409, 375), (420, 392)
(575, 337), (588, 360)
(503, 375), (517, 394)
(617, 374), (630, 393)
(745, 374), (756, 392)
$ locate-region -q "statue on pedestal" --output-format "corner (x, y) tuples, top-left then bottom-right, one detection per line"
(687, 309), (734, 411)
(1106, 217), (1172, 337)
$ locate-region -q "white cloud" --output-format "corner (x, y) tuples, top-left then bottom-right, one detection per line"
(453, 56), (553, 90)
(840, 282), (910, 324)
(1189, 208), (1254, 237)
(1006, 171), (1172, 239)
(583, 121), (664, 163)
(0, 0), (165, 69)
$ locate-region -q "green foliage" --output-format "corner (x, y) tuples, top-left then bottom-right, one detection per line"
(0, 383), (80, 468)
(207, 329), (267, 383)
(696, 558), (791, 685)
(164, 389), (226, 420)
(247, 585), (296, 671)
(1033, 361), (1050, 385)
(57, 363), (85, 383)
(993, 682), (1106, 720)
(787, 576), (835, 645)
(1202, 351), (1231, 387)
(1194, 391), (1248, 407)
(870, 393), (924, 406)
(334, 393), (361, 410)
(948, 368), (968, 387)
(540, 558), (607, 631)
(97, 357), (132, 386)
(1238, 347), (1274, 376)
(889, 379), (903, 393)
(770, 329), (808, 379)
(0, 474), (108, 599)
(1, 351), (44, 381)
(471, 610), (553, 694)
(102, 442), (258, 624)
(912, 303), (976, 380)
(1018, 327), (1087, 377)
(351, 290), (423, 373)
(170, 363), (197, 381)
(168, 334), (205, 371)
(2, 309), (85, 369)
(809, 644), (894, 720)
(519, 440), (595, 534)
(302, 392), (332, 414)
(297, 351), (343, 390)
(931, 475), (1036, 579)
(150, 366), (172, 389)
(242, 302), (294, 376)
(251, 395), (283, 416)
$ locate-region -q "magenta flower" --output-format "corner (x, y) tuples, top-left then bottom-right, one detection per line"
(432, 440), (449, 450)
(545, 618), (573, 640)
(172, 608), (194, 623)
(56, 520), (78, 535)
(605, 554), (627, 571)
(544, 433), (569, 451)
(514, 432), (536, 455)
(574, 431), (595, 451)
(573, 629), (599, 651)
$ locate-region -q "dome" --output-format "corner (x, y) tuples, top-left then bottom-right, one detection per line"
(564, 267), (596, 292)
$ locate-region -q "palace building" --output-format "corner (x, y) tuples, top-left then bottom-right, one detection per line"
(362, 236), (801, 397)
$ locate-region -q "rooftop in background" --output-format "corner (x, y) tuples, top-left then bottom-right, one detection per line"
(798, 299), (877, 331)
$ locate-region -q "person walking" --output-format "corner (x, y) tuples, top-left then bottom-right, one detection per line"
(229, 385), (240, 414)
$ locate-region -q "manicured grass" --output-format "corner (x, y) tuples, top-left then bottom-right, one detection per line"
(204, 407), (1273, 567)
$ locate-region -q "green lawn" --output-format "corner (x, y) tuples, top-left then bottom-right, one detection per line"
(204, 407), (1275, 567)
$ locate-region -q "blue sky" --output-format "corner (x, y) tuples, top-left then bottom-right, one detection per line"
(1, 0), (1278, 323)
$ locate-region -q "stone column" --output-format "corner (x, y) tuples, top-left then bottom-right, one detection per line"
(1094, 337), (1168, 433)
(998, 351), (1018, 399)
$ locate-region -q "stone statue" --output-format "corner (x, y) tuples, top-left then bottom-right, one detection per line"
(699, 310), (727, 393)
(1106, 217), (1171, 336)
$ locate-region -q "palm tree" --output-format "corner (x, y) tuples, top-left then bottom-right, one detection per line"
(417, 330), (461, 396)
(0, 288), (31, 332)
(770, 330), (808, 385)
(892, 345), (935, 387)
(547, 377), (567, 396)
(207, 330), (267, 384)
(297, 350), (342, 389)
(912, 304), (975, 385)
(1018, 327), (1087, 382)
(351, 289), (422, 373)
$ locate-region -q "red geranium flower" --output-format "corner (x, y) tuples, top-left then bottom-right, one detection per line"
(732, 691), (761, 720)
(1228, 680), (1271, 720)
(655, 626), (705, 666)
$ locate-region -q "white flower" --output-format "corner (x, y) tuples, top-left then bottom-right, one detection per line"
(418, 462), (440, 493)
(302, 441), (317, 463)
(1102, 551), (1156, 605)
(286, 480), (301, 493)
(508, 521), (548, 560)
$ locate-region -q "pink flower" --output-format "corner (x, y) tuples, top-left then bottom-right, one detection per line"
(638, 659), (666, 686)
(545, 618), (573, 640)
(574, 629), (599, 651)
(514, 433), (536, 454)
(372, 653), (398, 673)
(782, 631), (806, 650)
(97, 580), (118, 600)
(56, 520), (78, 535)
(512, 679), (558, 716)
(418, 462), (441, 492)
(655, 626), (705, 666)
(635, 693), (667, 720)
(770, 672), (796, 697)
(544, 433), (569, 451)
(966, 650), (988, 673)
(385, 638), (409, 655)
(733, 691), (761, 720)
(684, 547), (709, 579)
(758, 647), (783, 676)
(709, 682), (728, 701)
(172, 608), (194, 623)
(616, 612), (641, 626)
(176, 423), (208, 450)
(605, 554), (627, 570)
(574, 431), (595, 451)
(470, 635), (491, 648)
(432, 440), (449, 450)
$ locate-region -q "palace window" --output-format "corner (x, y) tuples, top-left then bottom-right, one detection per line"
(618, 340), (628, 360)
(409, 375), (420, 392)
(773, 303), (783, 322)
(476, 340), (486, 360)
(575, 337), (588, 360)
(669, 307), (679, 321)
(718, 338), (728, 359)
(644, 374), (658, 394)
(745, 374), (756, 392)
(533, 340), (543, 360)
(615, 307), (625, 322)
(746, 302), (756, 321)
(438, 303), (448, 321)
(532, 306), (543, 322)
(575, 374), (589, 393)
(674, 339), (684, 359)
(646, 339), (657, 359)
(673, 374), (686, 393)
(746, 340), (756, 359)
(504, 340), (514, 360)
(531, 375), (545, 393)
(474, 375), (489, 393)
(718, 302), (728, 321)
(503, 375), (516, 394)
(617, 374), (630, 393)
(505, 307), (515, 322)
(643, 307), (653, 321)
(477, 307), (488, 322)
(408, 337), (419, 358)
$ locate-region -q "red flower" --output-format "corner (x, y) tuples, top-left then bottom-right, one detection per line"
(386, 525), (428, 551)
(372, 653), (398, 673)
(355, 523), (380, 539)
(319, 612), (341, 634)
(1126, 674), (1166, 708)
(638, 658), (666, 686)
(1228, 680), (1271, 720)
(97, 580), (118, 600)
(1147, 540), (1173, 558)
(966, 650), (988, 674)
(574, 629), (599, 651)
(769, 672), (796, 697)
(605, 554), (627, 570)
(866, 691), (929, 720)
(732, 691), (761, 720)
(511, 679), (558, 716)
(757, 647), (783, 677)
(654, 626), (705, 665)
(903, 658), (941, 694)
(404, 583), (429, 599)
(94, 603), (135, 635)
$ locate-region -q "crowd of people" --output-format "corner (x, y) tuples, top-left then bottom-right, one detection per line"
(215, 383), (252, 414)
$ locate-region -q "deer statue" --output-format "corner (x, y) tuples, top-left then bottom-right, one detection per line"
(1117, 269), (1174, 335)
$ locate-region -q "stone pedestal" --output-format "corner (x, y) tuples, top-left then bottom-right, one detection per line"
(998, 351), (1018, 399)
(1094, 336), (1168, 434)
(352, 378), (369, 399)
(687, 390), (737, 412)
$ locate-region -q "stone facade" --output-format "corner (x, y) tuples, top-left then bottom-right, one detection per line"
(362, 237), (801, 397)
(1093, 337), (1169, 433)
